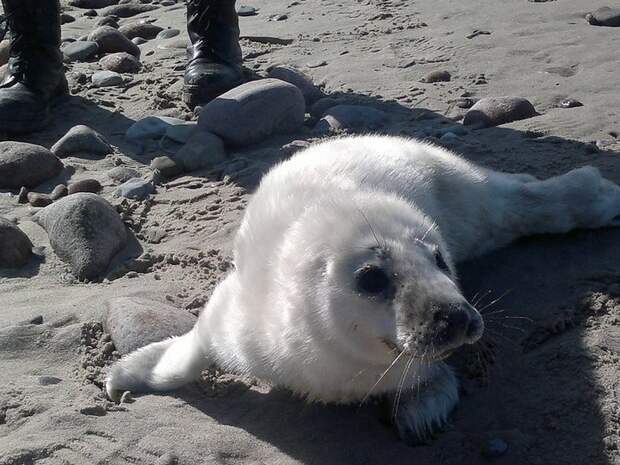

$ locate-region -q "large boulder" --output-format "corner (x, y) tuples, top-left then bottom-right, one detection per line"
(104, 296), (197, 354)
(198, 78), (305, 146)
(0, 218), (33, 268)
(33, 193), (128, 280)
(0, 142), (63, 189)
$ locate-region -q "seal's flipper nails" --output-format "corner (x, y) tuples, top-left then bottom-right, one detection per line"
(393, 364), (459, 446)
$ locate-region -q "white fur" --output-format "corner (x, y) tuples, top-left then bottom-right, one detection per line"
(106, 135), (620, 441)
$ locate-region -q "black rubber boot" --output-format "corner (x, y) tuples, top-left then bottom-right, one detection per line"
(0, 0), (68, 134)
(183, 0), (243, 109)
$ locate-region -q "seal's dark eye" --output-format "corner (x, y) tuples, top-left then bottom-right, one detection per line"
(355, 265), (391, 295)
(434, 249), (450, 273)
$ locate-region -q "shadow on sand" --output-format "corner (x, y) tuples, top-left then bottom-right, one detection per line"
(3, 82), (618, 464)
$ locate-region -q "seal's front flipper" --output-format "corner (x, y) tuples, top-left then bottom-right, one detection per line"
(391, 363), (459, 446)
(105, 328), (208, 401)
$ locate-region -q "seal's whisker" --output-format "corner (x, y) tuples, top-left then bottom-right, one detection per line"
(472, 289), (493, 307)
(357, 207), (385, 249)
(478, 289), (513, 313)
(487, 322), (527, 334)
(392, 355), (415, 422)
(359, 350), (406, 407)
(483, 327), (521, 349)
(418, 220), (437, 242)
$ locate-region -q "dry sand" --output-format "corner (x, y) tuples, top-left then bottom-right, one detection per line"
(1, 0), (620, 464)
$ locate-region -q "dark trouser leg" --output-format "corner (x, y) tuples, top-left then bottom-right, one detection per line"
(183, 0), (243, 108)
(0, 0), (68, 134)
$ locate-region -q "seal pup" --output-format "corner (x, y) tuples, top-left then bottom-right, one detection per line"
(106, 135), (620, 443)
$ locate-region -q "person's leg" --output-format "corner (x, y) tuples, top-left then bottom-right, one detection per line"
(183, 0), (243, 109)
(0, 0), (68, 134)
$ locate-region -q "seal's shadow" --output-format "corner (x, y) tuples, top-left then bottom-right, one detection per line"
(175, 228), (619, 465)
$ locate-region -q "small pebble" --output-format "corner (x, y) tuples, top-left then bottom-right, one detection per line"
(456, 98), (475, 109)
(150, 156), (182, 178)
(29, 315), (44, 324)
(80, 405), (107, 416)
(28, 192), (53, 208)
(558, 98), (583, 109)
(156, 29), (180, 40)
(38, 376), (62, 386)
(420, 70), (451, 83)
(237, 5), (258, 16)
(481, 438), (508, 458)
(50, 184), (69, 200)
(307, 60), (327, 68)
(92, 70), (123, 87)
(68, 179), (102, 195)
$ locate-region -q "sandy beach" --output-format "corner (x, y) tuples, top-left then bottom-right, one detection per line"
(1, 0), (620, 464)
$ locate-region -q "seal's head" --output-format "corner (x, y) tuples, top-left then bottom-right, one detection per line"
(282, 192), (484, 381)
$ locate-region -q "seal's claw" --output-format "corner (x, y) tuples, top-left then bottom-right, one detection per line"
(392, 364), (459, 446)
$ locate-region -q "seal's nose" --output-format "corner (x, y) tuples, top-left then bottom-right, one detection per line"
(433, 302), (484, 345)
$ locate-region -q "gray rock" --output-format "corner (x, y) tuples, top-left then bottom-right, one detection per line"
(420, 70), (451, 83)
(68, 0), (119, 8)
(38, 376), (62, 385)
(104, 296), (196, 355)
(267, 65), (323, 104)
(92, 70), (123, 87)
(83, 8), (98, 16)
(106, 166), (140, 183)
(559, 98), (583, 109)
(309, 97), (340, 119)
(100, 3), (158, 18)
(0, 218), (33, 268)
(114, 178), (154, 199)
(156, 28), (180, 39)
(28, 192), (53, 207)
(198, 78), (305, 146)
(96, 16), (119, 28)
(62, 41), (99, 63)
(0, 40), (10, 67)
(586, 7), (620, 27)
(463, 97), (538, 128)
(99, 52), (141, 73)
(119, 22), (163, 40)
(68, 179), (102, 194)
(50, 184), (69, 200)
(314, 104), (387, 131)
(125, 116), (192, 141)
(131, 37), (147, 45)
(88, 26), (140, 58)
(0, 142), (63, 189)
(173, 130), (227, 172)
(307, 60), (327, 68)
(51, 125), (113, 158)
(61, 13), (76, 24)
(18, 187), (28, 203)
(165, 122), (197, 144)
(150, 156), (182, 178)
(33, 193), (128, 280)
(237, 5), (258, 16)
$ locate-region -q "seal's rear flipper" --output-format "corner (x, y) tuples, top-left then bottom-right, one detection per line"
(105, 328), (208, 401)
